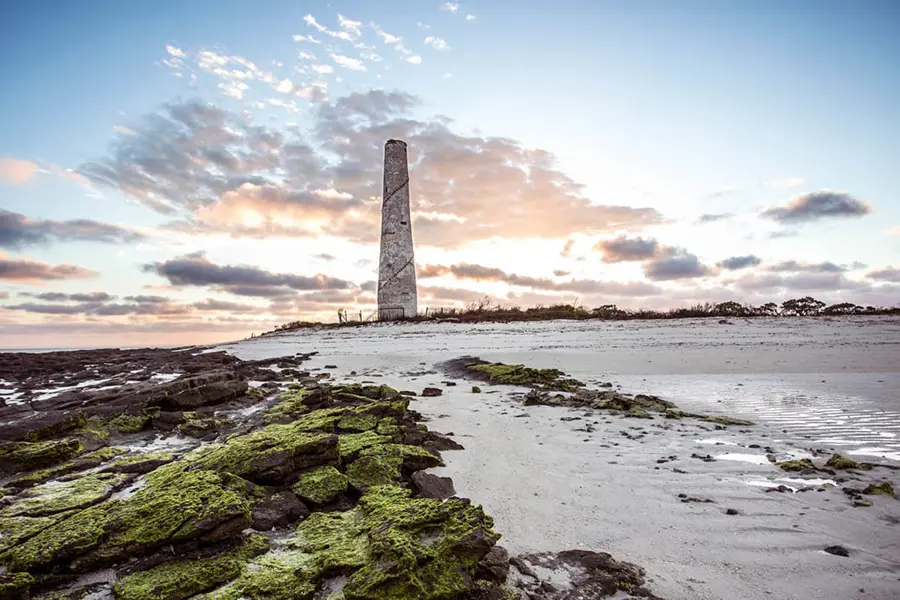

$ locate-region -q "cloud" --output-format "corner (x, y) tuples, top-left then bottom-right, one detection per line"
(716, 255), (762, 271)
(0, 209), (146, 249)
(761, 190), (871, 223)
(81, 92), (661, 247)
(696, 213), (733, 224)
(4, 299), (193, 317)
(406, 55), (423, 65)
(767, 260), (846, 273)
(192, 298), (261, 312)
(884, 226), (900, 237)
(867, 267), (900, 283)
(643, 252), (710, 281)
(0, 251), (99, 283)
(144, 252), (355, 297)
(466, 14), (476, 20)
(424, 36), (449, 50)
(19, 291), (115, 302)
(165, 44), (187, 59)
(560, 239), (574, 257)
(441, 2), (460, 12)
(732, 272), (866, 293)
(312, 64), (334, 74)
(594, 235), (662, 263)
(337, 15), (362, 37)
(124, 295), (170, 303)
(0, 291), (7, 299)
(419, 262), (662, 296)
(552, 270), (570, 277)
(330, 54), (366, 71)
(0, 157), (39, 184)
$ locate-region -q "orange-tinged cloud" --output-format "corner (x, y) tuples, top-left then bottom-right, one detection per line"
(0, 157), (39, 184)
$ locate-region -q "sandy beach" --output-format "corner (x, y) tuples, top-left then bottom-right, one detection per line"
(224, 316), (900, 600)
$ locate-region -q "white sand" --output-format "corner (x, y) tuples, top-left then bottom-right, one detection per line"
(225, 316), (900, 600)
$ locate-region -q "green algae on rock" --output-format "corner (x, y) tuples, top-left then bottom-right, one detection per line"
(463, 359), (584, 392)
(0, 438), (85, 474)
(292, 465), (348, 505)
(107, 414), (151, 434)
(0, 571), (34, 598)
(346, 444), (442, 492)
(9, 446), (127, 488)
(863, 481), (895, 497)
(825, 453), (872, 471)
(0, 472), (130, 518)
(777, 458), (816, 472)
(113, 534), (269, 600)
(338, 431), (393, 458)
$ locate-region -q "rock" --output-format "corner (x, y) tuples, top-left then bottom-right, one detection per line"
(511, 550), (663, 600)
(826, 453), (872, 471)
(726, 508), (740, 515)
(421, 387), (443, 397)
(250, 491), (309, 530)
(400, 390), (418, 396)
(824, 545), (850, 557)
(472, 386), (482, 393)
(292, 466), (349, 505)
(411, 472), (456, 500)
(475, 545), (510, 583)
(862, 481), (895, 497)
(852, 498), (873, 507)
(324, 365), (338, 369)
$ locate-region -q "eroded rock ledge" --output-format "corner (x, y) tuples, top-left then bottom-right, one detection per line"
(0, 349), (668, 600)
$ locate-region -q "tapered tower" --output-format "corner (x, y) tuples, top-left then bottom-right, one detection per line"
(377, 139), (417, 320)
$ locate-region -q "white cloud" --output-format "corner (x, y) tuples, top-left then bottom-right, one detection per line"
(313, 188), (353, 200)
(298, 51), (315, 59)
(884, 226), (900, 237)
(268, 98), (299, 113)
(330, 53), (367, 71)
(312, 64), (334, 74)
(407, 55), (423, 65)
(113, 125), (136, 135)
(371, 23), (402, 44)
(361, 52), (382, 62)
(276, 79), (294, 93)
(303, 14), (327, 32)
(417, 22), (432, 29)
(165, 44), (187, 58)
(466, 14), (476, 20)
(338, 14), (362, 36)
(424, 36), (450, 50)
(219, 81), (249, 99)
(293, 34), (322, 44)
(441, 2), (460, 12)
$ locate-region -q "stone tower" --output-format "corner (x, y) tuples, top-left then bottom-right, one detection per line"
(377, 139), (417, 320)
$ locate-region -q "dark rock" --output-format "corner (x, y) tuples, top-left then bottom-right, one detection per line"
(421, 387), (443, 397)
(411, 472), (456, 500)
(726, 508), (740, 515)
(251, 491), (309, 531)
(399, 390), (418, 396)
(475, 546), (510, 583)
(324, 365), (338, 369)
(824, 545), (850, 557)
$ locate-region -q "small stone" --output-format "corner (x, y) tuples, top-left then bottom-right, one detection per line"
(324, 365), (338, 369)
(726, 508), (739, 515)
(471, 386), (482, 393)
(421, 387), (443, 397)
(824, 545), (850, 557)
(399, 390), (417, 396)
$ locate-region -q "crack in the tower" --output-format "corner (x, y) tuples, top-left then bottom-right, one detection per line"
(383, 177), (409, 207)
(379, 255), (414, 291)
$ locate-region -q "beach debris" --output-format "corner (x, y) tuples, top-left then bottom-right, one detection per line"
(421, 387), (444, 397)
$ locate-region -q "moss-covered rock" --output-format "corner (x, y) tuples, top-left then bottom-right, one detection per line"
(346, 445), (442, 492)
(9, 447), (127, 488)
(113, 534), (268, 600)
(863, 481), (895, 497)
(184, 425), (338, 485)
(0, 438), (84, 474)
(337, 412), (379, 432)
(338, 431), (392, 458)
(101, 452), (176, 474)
(825, 454), (872, 471)
(0, 472), (129, 518)
(465, 361), (583, 392)
(178, 416), (232, 438)
(698, 415), (755, 426)
(1, 468), (252, 572)
(108, 414), (151, 434)
(292, 466), (349, 505)
(0, 571), (34, 599)
(0, 514), (66, 554)
(777, 458), (816, 472)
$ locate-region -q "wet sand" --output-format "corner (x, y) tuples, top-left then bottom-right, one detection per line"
(225, 316), (900, 600)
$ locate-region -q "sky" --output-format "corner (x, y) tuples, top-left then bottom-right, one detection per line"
(1, 0), (899, 349)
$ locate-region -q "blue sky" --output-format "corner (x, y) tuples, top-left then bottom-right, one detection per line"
(1, 0), (898, 348)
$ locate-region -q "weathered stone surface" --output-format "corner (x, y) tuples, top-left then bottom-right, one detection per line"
(377, 139), (417, 320)
(412, 471), (456, 500)
(422, 387), (443, 397)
